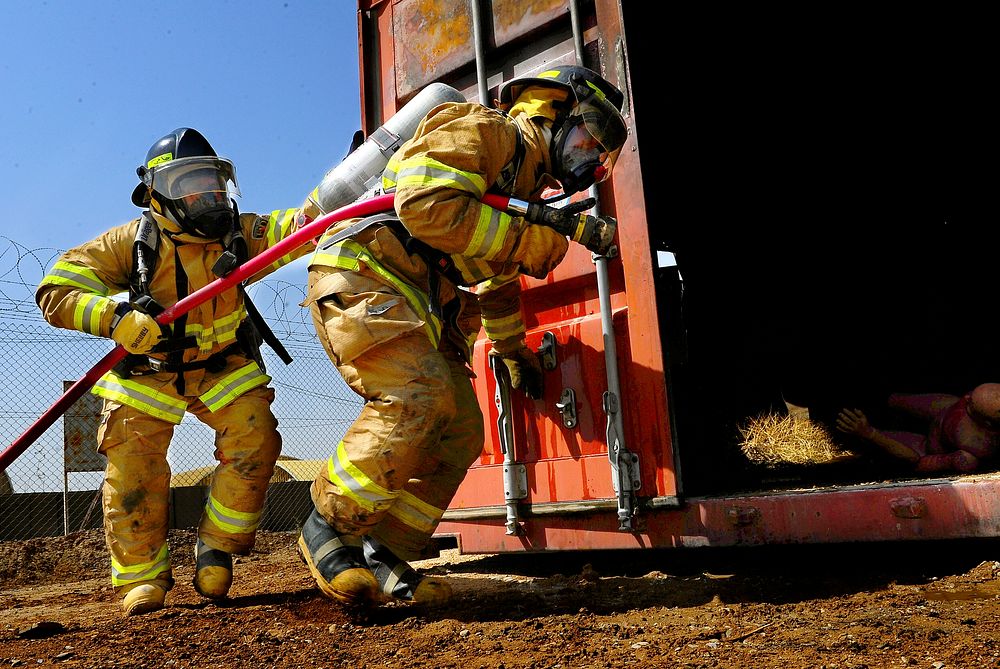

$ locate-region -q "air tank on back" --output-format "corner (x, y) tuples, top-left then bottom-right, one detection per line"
(310, 82), (467, 214)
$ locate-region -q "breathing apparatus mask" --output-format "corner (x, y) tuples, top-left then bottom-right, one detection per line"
(497, 65), (627, 198)
(132, 127), (240, 240)
(141, 156), (240, 239)
(551, 92), (627, 195)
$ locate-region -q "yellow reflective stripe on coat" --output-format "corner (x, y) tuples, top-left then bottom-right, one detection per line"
(382, 156), (400, 190)
(387, 490), (445, 534)
(205, 493), (262, 535)
(39, 260), (112, 295)
(449, 254), (497, 284)
(311, 239), (442, 347)
(463, 205), (513, 260)
(187, 309), (246, 353)
(326, 440), (399, 513)
(391, 155), (487, 198)
(266, 208), (300, 270)
(483, 311), (526, 342)
(198, 362), (271, 412)
(93, 373), (188, 424)
(310, 238), (361, 272)
(307, 187), (324, 213)
(110, 543), (170, 587)
(73, 293), (114, 336)
(479, 269), (520, 293)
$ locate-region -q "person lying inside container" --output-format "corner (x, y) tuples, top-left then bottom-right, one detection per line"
(835, 383), (1000, 473)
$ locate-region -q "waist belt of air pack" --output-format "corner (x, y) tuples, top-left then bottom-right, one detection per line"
(116, 343), (243, 377)
(321, 213), (466, 319)
(323, 213), (468, 287)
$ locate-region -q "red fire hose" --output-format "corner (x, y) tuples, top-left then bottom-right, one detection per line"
(0, 193), (398, 472)
(0, 192), (588, 472)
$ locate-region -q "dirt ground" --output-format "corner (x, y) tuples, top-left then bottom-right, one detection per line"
(3, 529), (1000, 668)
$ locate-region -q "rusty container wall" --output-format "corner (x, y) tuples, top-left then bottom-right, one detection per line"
(356, 0), (673, 543)
(348, 2), (1000, 555)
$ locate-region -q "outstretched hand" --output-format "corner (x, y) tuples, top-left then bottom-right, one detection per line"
(836, 408), (874, 439)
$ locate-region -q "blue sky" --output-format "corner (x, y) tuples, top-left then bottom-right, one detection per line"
(1, 2), (365, 490)
(1, 1), (361, 256)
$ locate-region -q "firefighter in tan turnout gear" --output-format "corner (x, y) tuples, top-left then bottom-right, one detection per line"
(36, 128), (311, 616)
(297, 65), (628, 606)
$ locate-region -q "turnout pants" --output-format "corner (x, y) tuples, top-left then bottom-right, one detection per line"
(309, 280), (485, 560)
(97, 384), (281, 593)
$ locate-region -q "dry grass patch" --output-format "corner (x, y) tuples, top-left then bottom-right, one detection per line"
(740, 412), (857, 466)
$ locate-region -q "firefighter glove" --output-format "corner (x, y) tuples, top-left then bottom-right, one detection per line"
(509, 222), (569, 279)
(111, 304), (163, 354)
(496, 346), (544, 400)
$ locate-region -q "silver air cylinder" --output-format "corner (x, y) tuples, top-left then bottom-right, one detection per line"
(312, 82), (467, 214)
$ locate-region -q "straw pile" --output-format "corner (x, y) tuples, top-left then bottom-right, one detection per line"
(739, 412), (856, 466)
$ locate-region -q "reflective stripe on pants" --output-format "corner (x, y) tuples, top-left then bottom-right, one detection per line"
(191, 386), (281, 554)
(311, 326), (484, 561)
(97, 385), (281, 591)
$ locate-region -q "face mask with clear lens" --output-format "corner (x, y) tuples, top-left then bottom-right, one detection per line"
(559, 123), (605, 179)
(181, 190), (231, 220)
(571, 97), (626, 178)
(555, 93), (627, 191)
(146, 157), (240, 201)
(555, 121), (619, 194)
(146, 157), (239, 238)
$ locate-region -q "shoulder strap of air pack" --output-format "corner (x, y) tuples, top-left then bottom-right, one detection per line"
(128, 213), (292, 365)
(318, 212), (469, 289)
(212, 217), (293, 367)
(239, 284), (293, 366)
(130, 212), (160, 304)
(492, 110), (525, 195)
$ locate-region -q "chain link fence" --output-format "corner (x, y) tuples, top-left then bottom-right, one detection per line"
(0, 236), (360, 541)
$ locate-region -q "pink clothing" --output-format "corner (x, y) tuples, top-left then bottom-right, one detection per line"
(931, 396), (998, 460)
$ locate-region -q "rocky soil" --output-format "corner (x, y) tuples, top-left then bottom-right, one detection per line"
(3, 529), (1000, 668)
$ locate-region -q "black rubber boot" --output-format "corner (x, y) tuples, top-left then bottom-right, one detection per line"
(297, 508), (379, 606)
(194, 538), (233, 600)
(363, 535), (452, 605)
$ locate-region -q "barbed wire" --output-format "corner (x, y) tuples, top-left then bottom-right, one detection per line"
(0, 236), (355, 413)
(0, 236), (317, 339)
(0, 237), (365, 517)
(0, 237), (63, 319)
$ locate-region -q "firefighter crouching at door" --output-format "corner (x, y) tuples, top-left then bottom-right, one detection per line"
(36, 128), (313, 616)
(296, 65), (629, 607)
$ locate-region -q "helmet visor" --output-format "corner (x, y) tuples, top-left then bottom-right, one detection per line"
(564, 98), (627, 182)
(144, 156), (240, 201)
(559, 119), (620, 185)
